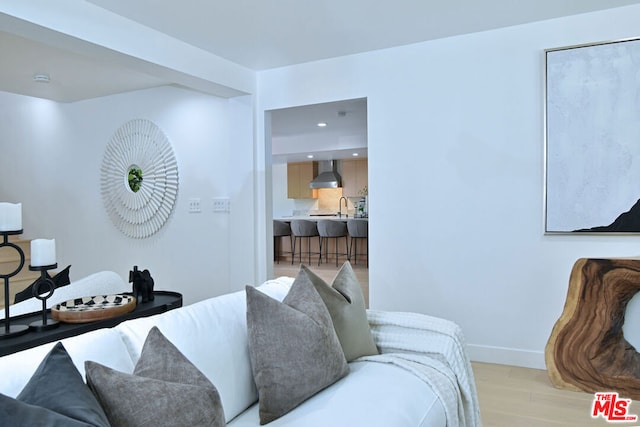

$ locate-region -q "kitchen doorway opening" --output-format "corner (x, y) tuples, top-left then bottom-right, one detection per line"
(265, 98), (369, 304)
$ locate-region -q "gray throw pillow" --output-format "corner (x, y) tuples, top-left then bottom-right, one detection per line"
(0, 393), (100, 427)
(0, 342), (109, 427)
(300, 261), (378, 361)
(85, 326), (225, 427)
(246, 277), (349, 425)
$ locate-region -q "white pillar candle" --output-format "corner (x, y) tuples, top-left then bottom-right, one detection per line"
(30, 239), (56, 267)
(0, 202), (22, 232)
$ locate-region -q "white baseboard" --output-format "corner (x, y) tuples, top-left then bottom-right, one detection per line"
(467, 344), (546, 370)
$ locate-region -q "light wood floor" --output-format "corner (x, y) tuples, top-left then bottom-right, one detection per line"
(472, 362), (640, 426)
(274, 262), (639, 426)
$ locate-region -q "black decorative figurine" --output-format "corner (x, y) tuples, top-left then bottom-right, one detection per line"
(129, 266), (154, 303)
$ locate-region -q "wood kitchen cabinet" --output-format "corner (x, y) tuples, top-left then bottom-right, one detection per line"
(287, 161), (318, 199)
(341, 158), (368, 197)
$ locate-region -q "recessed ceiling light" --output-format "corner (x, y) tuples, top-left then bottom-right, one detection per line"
(307, 154), (314, 159)
(352, 153), (359, 157)
(317, 122), (327, 127)
(32, 73), (50, 83)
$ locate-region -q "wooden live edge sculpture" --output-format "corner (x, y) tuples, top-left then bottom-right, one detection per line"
(546, 258), (640, 399)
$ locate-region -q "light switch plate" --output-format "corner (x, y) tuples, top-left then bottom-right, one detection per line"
(188, 198), (201, 213)
(213, 197), (230, 212)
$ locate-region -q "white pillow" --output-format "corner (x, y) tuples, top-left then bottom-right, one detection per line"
(114, 276), (295, 423)
(115, 289), (255, 423)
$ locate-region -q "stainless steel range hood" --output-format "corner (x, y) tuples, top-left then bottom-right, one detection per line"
(309, 160), (342, 189)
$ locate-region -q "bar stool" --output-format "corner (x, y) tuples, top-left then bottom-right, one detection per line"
(317, 220), (349, 267)
(347, 220), (368, 267)
(290, 220), (320, 265)
(273, 220), (292, 264)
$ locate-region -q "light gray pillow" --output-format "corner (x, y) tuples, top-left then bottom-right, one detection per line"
(300, 261), (378, 361)
(246, 276), (349, 425)
(85, 326), (225, 427)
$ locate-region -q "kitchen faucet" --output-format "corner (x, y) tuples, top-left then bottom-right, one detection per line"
(339, 196), (348, 218)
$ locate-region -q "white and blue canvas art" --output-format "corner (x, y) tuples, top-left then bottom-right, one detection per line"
(546, 38), (640, 233)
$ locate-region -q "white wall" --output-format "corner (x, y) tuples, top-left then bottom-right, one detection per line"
(256, 5), (640, 369)
(0, 85), (256, 305)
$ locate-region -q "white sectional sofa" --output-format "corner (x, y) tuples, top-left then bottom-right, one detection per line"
(0, 271), (481, 426)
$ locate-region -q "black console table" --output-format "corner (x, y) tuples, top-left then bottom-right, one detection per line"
(0, 291), (182, 356)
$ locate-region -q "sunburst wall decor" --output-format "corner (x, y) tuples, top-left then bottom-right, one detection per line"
(100, 119), (179, 238)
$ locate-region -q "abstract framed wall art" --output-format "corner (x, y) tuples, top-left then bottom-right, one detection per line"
(545, 37), (640, 233)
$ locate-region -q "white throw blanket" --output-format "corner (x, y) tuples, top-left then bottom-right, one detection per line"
(361, 310), (482, 427)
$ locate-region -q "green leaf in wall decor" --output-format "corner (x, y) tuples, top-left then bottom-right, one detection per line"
(128, 167), (143, 193)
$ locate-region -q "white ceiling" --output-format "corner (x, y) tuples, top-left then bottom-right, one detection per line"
(0, 31), (170, 103)
(86, 0), (640, 70)
(2, 1), (640, 160)
(270, 98), (368, 163)
(2, 1), (640, 103)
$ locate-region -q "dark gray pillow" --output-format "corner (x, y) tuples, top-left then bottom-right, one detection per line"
(0, 342), (109, 427)
(0, 393), (99, 427)
(300, 262), (378, 361)
(85, 326), (225, 427)
(246, 276), (349, 425)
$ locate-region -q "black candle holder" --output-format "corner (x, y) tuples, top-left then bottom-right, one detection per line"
(0, 231), (29, 339)
(28, 263), (59, 332)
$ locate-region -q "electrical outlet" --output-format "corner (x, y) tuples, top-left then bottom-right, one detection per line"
(188, 198), (201, 213)
(213, 197), (230, 212)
